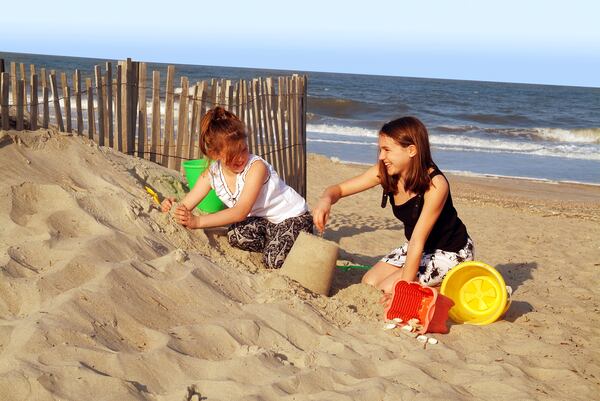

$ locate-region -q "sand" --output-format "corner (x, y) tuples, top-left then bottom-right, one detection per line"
(0, 128), (598, 400)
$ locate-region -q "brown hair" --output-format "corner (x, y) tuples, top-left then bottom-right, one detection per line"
(199, 106), (247, 164)
(378, 116), (434, 195)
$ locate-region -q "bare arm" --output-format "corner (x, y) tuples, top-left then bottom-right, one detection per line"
(313, 164), (381, 233)
(176, 161), (268, 229)
(401, 175), (449, 282)
(160, 169), (212, 212)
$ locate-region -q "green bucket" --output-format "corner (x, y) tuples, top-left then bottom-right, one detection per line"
(182, 159), (226, 213)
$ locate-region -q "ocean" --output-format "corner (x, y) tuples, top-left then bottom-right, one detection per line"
(2, 51), (599, 185)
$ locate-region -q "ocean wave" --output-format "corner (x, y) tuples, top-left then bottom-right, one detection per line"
(306, 134), (600, 161)
(308, 96), (404, 119)
(435, 124), (600, 144)
(533, 127), (600, 144)
(307, 123), (378, 137)
(455, 113), (534, 125)
(311, 122), (600, 145)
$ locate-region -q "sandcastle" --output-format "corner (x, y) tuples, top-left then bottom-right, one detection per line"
(279, 231), (339, 296)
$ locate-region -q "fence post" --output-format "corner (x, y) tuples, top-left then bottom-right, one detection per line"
(150, 70), (160, 162)
(49, 73), (65, 132)
(0, 72), (9, 130)
(137, 62), (147, 158)
(30, 73), (38, 130)
(116, 64), (122, 151)
(95, 66), (105, 146)
(85, 78), (95, 139)
(175, 76), (189, 171)
(163, 65), (175, 167)
(105, 62), (113, 147)
(16, 80), (24, 131)
(10, 62), (17, 108)
(74, 70), (83, 134)
(188, 83), (200, 160)
(62, 73), (72, 133)
(300, 75), (307, 197)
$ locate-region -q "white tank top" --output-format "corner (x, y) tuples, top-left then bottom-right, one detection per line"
(209, 155), (308, 224)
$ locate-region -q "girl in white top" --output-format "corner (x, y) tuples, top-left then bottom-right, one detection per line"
(161, 106), (312, 268)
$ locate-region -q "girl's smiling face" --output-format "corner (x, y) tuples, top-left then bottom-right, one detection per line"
(221, 143), (250, 173)
(378, 134), (416, 177)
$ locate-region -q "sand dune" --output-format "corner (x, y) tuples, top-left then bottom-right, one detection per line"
(0, 129), (598, 400)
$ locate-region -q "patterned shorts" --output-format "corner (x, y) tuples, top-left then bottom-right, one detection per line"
(227, 212), (314, 269)
(380, 238), (475, 286)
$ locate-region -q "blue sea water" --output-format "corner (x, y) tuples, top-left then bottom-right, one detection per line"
(2, 51), (600, 184)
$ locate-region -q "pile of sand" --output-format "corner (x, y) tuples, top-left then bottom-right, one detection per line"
(0, 129), (598, 400)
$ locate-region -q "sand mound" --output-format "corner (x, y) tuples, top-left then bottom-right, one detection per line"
(0, 130), (598, 400)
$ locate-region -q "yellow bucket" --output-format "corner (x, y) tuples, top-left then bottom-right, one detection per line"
(440, 261), (511, 325)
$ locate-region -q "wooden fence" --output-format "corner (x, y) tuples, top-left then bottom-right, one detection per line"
(0, 58), (307, 197)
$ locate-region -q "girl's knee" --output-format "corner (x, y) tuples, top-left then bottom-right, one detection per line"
(361, 270), (380, 287)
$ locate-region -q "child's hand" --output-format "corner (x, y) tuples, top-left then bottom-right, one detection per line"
(312, 197), (332, 233)
(379, 292), (392, 308)
(173, 204), (197, 228)
(161, 197), (176, 213)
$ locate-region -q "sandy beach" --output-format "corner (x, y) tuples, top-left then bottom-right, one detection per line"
(1, 128), (599, 401)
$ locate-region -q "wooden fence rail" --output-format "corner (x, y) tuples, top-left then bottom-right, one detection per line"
(0, 58), (307, 197)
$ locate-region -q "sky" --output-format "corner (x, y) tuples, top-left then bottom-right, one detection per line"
(1, 0), (599, 87)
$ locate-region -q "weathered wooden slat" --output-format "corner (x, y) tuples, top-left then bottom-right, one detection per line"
(0, 59), (4, 74)
(188, 83), (200, 160)
(0, 72), (9, 130)
(227, 80), (234, 110)
(19, 63), (26, 81)
(95, 66), (105, 145)
(29, 73), (39, 131)
(85, 77), (95, 139)
(289, 76), (298, 193)
(209, 78), (218, 108)
(123, 59), (132, 154)
(101, 77), (108, 143)
(264, 77), (281, 175)
(137, 62), (147, 158)
(278, 77), (291, 187)
(105, 62), (113, 148)
(40, 68), (47, 89)
(116, 65), (123, 151)
(299, 75), (308, 197)
(129, 60), (139, 154)
(197, 81), (209, 159)
(10, 62), (17, 107)
(16, 80), (24, 130)
(42, 86), (49, 129)
(49, 73), (65, 132)
(257, 78), (272, 164)
(175, 76), (189, 171)
(60, 72), (72, 133)
(163, 65), (175, 167)
(150, 70), (160, 162)
(74, 70), (83, 134)
(233, 81), (240, 117)
(19, 64), (26, 108)
(219, 78), (226, 106)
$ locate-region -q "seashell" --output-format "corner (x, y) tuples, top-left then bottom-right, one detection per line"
(392, 318), (403, 323)
(401, 325), (414, 332)
(383, 323), (397, 330)
(427, 338), (438, 345)
(416, 335), (428, 343)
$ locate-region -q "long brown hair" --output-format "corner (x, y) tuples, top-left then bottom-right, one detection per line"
(199, 106), (247, 164)
(378, 116), (434, 195)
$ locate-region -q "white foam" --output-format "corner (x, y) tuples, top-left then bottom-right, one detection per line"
(307, 123), (377, 138)
(534, 127), (600, 144)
